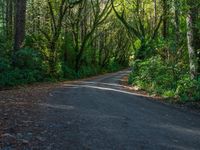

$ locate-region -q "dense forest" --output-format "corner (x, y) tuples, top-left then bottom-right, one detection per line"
(0, 0), (199, 101)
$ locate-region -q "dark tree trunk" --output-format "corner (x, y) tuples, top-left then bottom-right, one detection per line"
(154, 0), (157, 26)
(13, 0), (27, 51)
(174, 0), (180, 44)
(6, 0), (13, 39)
(162, 0), (168, 39)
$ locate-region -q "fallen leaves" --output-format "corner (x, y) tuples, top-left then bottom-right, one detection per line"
(0, 84), (56, 149)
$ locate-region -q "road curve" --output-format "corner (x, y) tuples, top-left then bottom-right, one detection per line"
(39, 70), (200, 150)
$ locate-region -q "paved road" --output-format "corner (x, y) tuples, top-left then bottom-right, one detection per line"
(37, 70), (200, 150)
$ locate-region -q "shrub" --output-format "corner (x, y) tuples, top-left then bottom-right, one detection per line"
(15, 48), (43, 70)
(129, 56), (200, 101)
(106, 59), (123, 72)
(62, 65), (77, 79)
(0, 69), (22, 87)
(0, 48), (49, 88)
(0, 58), (11, 73)
(176, 75), (200, 101)
(129, 56), (175, 94)
(77, 65), (101, 78)
(0, 68), (44, 88)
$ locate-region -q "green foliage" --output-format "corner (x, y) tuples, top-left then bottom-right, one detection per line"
(62, 65), (77, 79)
(0, 58), (11, 72)
(0, 36), (12, 57)
(1, 0), (198, 109)
(0, 48), (49, 88)
(129, 56), (200, 102)
(15, 48), (43, 69)
(52, 61), (64, 79)
(176, 76), (200, 101)
(77, 65), (101, 78)
(0, 68), (43, 88)
(106, 59), (123, 72)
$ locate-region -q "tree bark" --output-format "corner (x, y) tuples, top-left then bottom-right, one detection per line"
(154, 0), (157, 26)
(162, 0), (168, 39)
(6, 0), (13, 39)
(186, 0), (198, 79)
(13, 0), (27, 51)
(174, 0), (180, 44)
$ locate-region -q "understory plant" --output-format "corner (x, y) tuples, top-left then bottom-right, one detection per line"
(129, 56), (200, 102)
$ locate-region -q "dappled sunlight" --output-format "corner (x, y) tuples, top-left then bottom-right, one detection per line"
(63, 83), (153, 98)
(76, 81), (124, 88)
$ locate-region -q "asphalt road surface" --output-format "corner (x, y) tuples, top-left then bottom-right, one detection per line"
(2, 70), (198, 150)
(32, 69), (200, 150)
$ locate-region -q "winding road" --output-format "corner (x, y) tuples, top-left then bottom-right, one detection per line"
(2, 70), (198, 149)
(35, 69), (200, 150)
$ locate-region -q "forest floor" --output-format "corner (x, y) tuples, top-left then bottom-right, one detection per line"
(0, 69), (200, 149)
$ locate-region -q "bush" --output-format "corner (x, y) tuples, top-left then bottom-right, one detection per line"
(106, 59), (123, 72)
(0, 68), (44, 88)
(176, 76), (200, 101)
(62, 65), (77, 79)
(0, 48), (49, 88)
(77, 65), (101, 78)
(0, 58), (11, 73)
(129, 56), (174, 94)
(129, 56), (200, 101)
(15, 48), (43, 70)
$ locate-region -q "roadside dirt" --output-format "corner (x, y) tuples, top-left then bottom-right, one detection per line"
(0, 83), (57, 149)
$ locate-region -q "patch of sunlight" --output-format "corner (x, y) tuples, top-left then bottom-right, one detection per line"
(75, 81), (124, 87)
(63, 84), (152, 98)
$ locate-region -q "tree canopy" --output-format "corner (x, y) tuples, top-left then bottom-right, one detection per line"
(0, 0), (199, 101)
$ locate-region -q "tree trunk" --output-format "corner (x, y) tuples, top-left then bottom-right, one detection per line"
(174, 0), (180, 44)
(154, 0), (157, 26)
(6, 0), (13, 39)
(13, 0), (27, 51)
(163, 0), (169, 39)
(162, 0), (168, 39)
(186, 0), (198, 79)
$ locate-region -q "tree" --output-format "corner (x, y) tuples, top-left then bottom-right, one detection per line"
(162, 0), (169, 39)
(186, 0), (199, 79)
(13, 0), (27, 51)
(174, 0), (180, 44)
(39, 0), (82, 75)
(111, 0), (163, 59)
(68, 0), (112, 72)
(5, 0), (13, 39)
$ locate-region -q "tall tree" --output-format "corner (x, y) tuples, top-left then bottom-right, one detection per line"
(6, 0), (13, 39)
(186, 0), (199, 79)
(13, 0), (27, 51)
(40, 0), (82, 75)
(153, 0), (157, 26)
(111, 0), (163, 59)
(174, 0), (180, 44)
(162, 0), (169, 39)
(68, 0), (112, 72)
